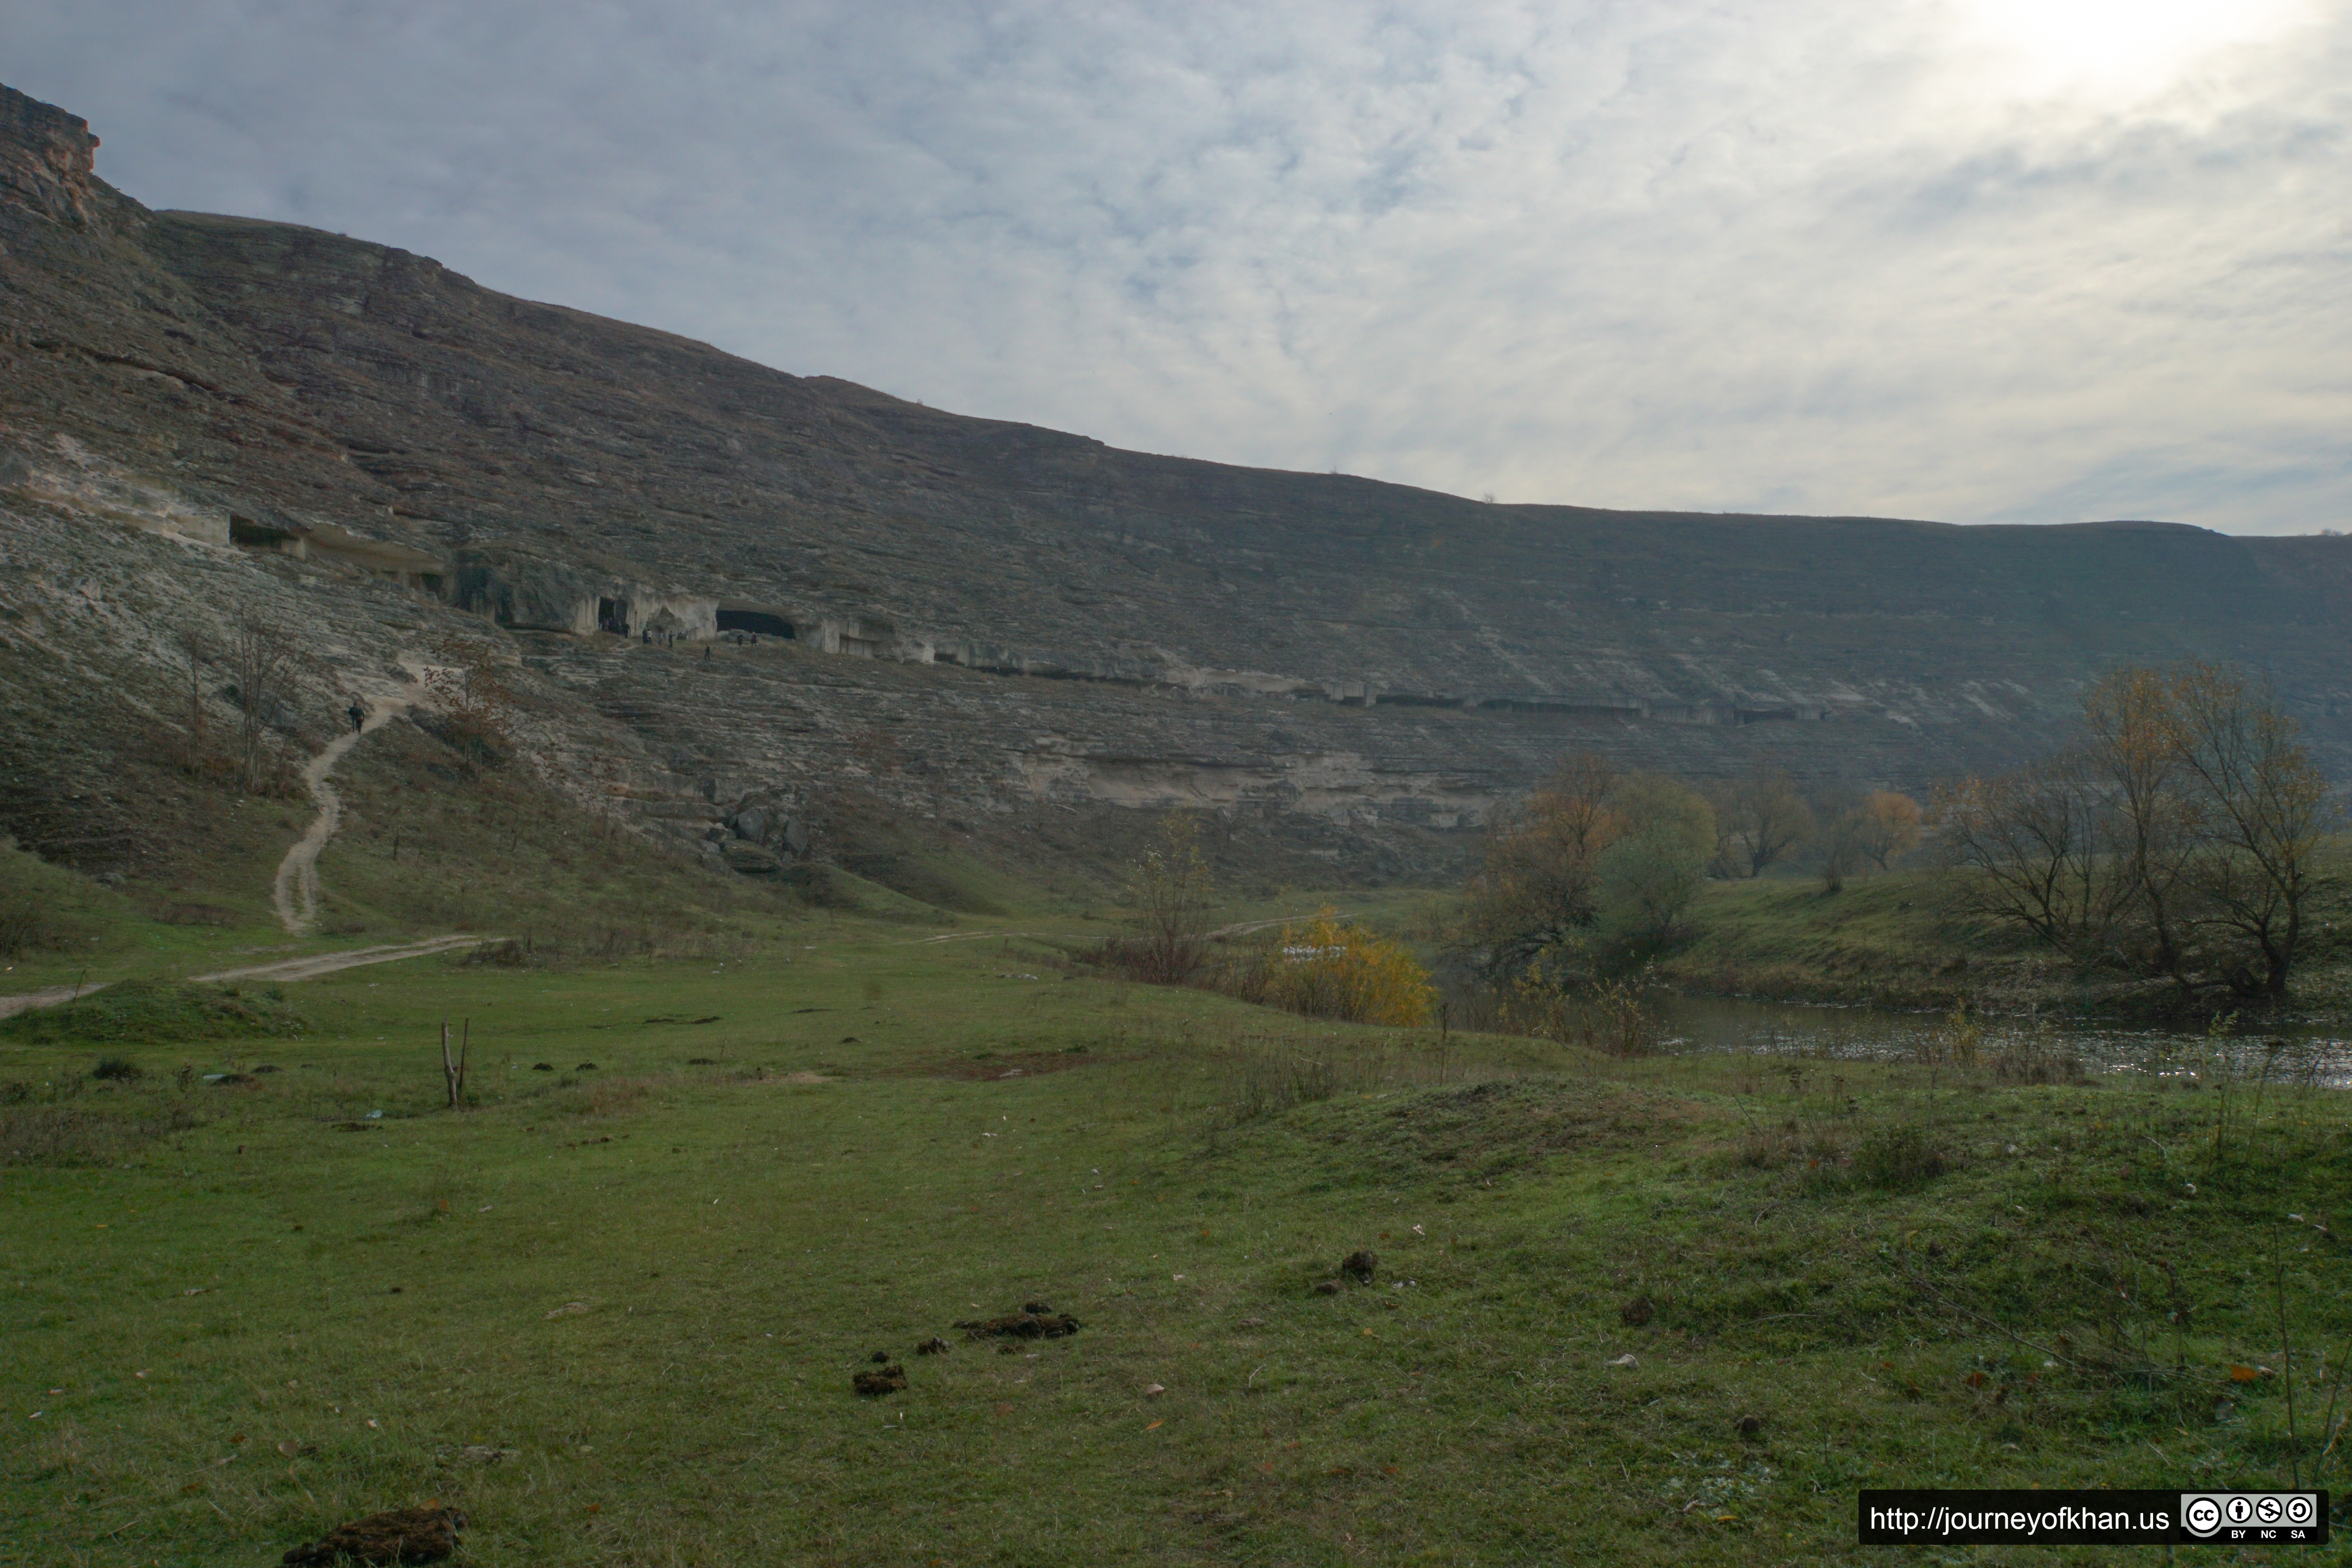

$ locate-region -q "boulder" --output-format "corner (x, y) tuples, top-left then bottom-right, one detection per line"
(720, 841), (779, 874)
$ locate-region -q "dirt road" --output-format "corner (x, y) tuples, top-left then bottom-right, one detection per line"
(0, 934), (498, 1020)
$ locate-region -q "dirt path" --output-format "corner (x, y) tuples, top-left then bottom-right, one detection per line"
(192, 934), (497, 983)
(907, 929), (1044, 945)
(1207, 916), (1310, 938)
(0, 934), (501, 1021)
(273, 697), (408, 934)
(0, 981), (104, 1021)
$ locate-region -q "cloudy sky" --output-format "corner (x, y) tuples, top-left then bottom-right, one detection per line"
(13, 0), (2349, 532)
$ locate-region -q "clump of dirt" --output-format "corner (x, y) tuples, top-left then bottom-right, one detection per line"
(686, 1056), (718, 1065)
(1314, 1279), (1341, 1295)
(956, 1306), (1081, 1340)
(915, 1337), (950, 1355)
(532, 1063), (554, 1072)
(853, 1363), (907, 1395)
(1620, 1295), (1654, 1327)
(1735, 1414), (1764, 1440)
(1341, 1250), (1379, 1283)
(281, 1503), (467, 1564)
(912, 1049), (1108, 1082)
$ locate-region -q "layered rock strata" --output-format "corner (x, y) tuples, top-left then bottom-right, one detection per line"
(4, 82), (2348, 881)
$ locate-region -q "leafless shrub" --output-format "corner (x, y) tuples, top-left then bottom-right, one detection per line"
(227, 619), (297, 795)
(1118, 814), (1213, 984)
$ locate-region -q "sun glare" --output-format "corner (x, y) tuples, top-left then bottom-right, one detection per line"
(1952, 0), (2315, 97)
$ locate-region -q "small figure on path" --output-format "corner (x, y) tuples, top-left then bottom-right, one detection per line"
(347, 702), (365, 734)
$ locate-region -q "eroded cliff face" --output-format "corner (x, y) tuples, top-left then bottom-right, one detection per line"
(4, 82), (2348, 884)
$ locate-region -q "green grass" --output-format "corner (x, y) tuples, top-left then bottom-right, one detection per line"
(1645, 870), (2010, 1011)
(0, 981), (309, 1048)
(7, 916), (2350, 1565)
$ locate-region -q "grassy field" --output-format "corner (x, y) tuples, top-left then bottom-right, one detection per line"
(7, 901), (2352, 1566)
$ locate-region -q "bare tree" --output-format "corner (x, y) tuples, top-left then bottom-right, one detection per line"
(228, 620), (294, 794)
(1850, 790), (1924, 871)
(1939, 662), (2338, 1002)
(179, 627), (208, 750)
(1937, 752), (2136, 962)
(1124, 812), (1214, 984)
(1462, 753), (1622, 968)
(2169, 664), (2336, 999)
(2080, 667), (2204, 983)
(1714, 763), (1814, 877)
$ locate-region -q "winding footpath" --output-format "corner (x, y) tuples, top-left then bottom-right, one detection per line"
(273, 696), (407, 935)
(0, 702), (500, 1022)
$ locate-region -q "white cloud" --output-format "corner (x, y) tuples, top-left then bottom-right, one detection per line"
(10, 0), (2349, 531)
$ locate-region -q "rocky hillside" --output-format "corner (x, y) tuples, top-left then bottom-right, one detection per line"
(4, 82), (2347, 888)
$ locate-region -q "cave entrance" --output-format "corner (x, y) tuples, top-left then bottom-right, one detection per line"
(597, 597), (629, 634)
(717, 608), (795, 638)
(229, 515), (305, 555)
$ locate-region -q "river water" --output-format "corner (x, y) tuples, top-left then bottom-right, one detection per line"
(1651, 994), (2352, 1089)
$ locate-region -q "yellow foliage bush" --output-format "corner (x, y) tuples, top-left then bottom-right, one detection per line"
(1236, 909), (1434, 1027)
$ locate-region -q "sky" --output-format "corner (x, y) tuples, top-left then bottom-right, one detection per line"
(11, 0), (2350, 533)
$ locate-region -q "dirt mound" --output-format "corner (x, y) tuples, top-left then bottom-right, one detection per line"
(853, 1363), (907, 1395)
(956, 1307), (1082, 1340)
(1341, 1250), (1378, 1283)
(282, 1503), (466, 1564)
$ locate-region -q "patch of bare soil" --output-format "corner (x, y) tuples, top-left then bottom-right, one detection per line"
(956, 1305), (1082, 1340)
(281, 1504), (466, 1564)
(915, 1048), (1105, 1082)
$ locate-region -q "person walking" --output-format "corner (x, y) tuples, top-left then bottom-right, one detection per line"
(347, 701), (365, 734)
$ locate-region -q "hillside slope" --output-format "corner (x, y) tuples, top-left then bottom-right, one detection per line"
(4, 81), (2347, 893)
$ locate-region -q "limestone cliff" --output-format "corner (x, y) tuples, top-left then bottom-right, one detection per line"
(3, 82), (2347, 885)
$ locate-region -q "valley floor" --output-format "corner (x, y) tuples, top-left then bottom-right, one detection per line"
(5, 909), (2348, 1564)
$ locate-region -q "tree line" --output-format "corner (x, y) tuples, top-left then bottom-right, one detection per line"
(1464, 662), (2340, 1008)
(1461, 755), (1925, 975)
